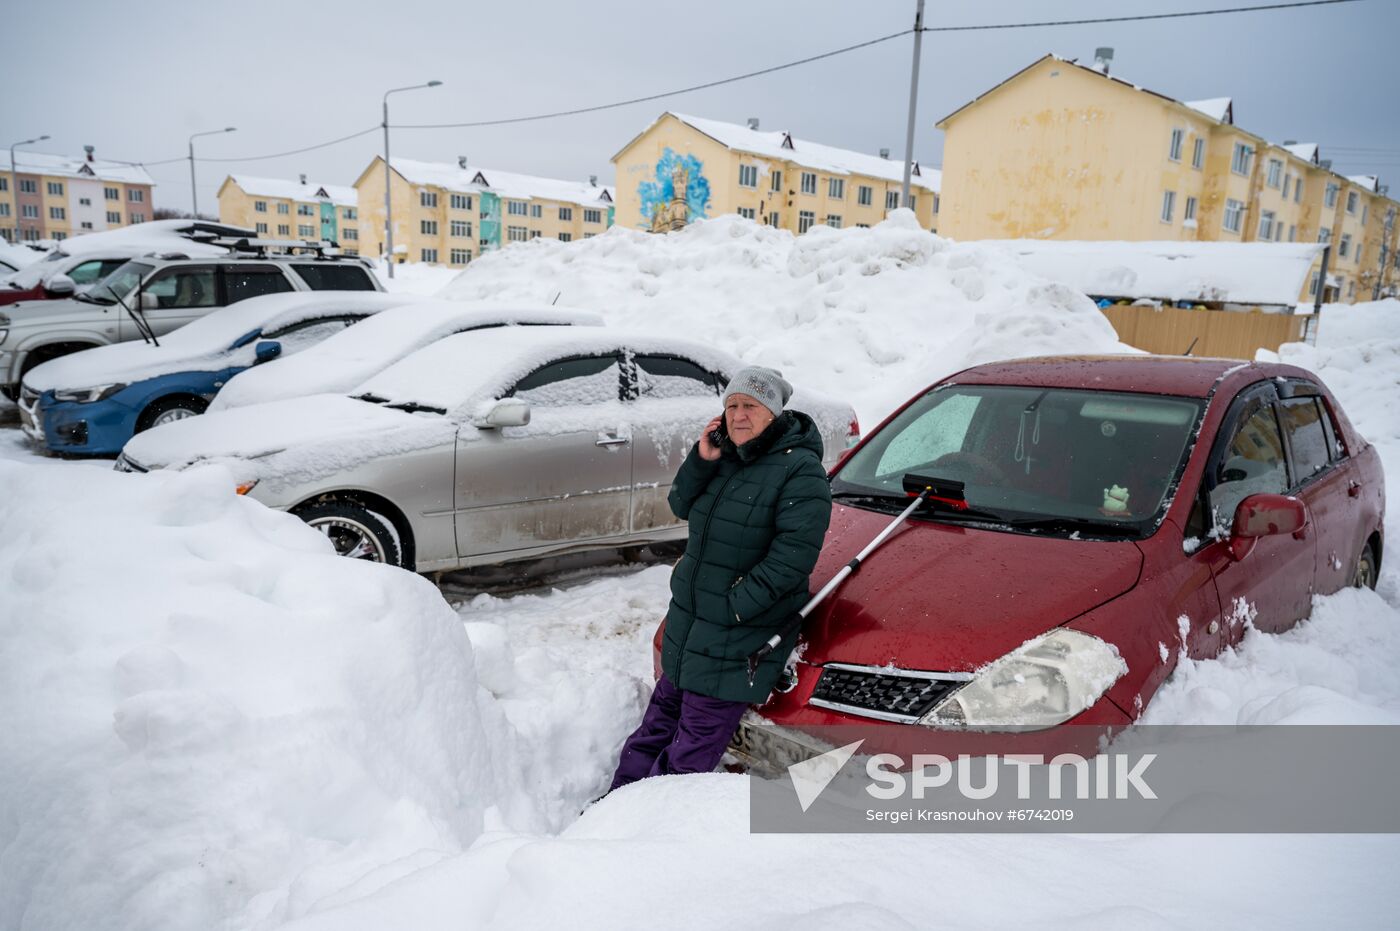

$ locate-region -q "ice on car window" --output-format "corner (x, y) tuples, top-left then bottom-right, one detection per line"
(635, 355), (721, 400)
(876, 393), (981, 478)
(513, 356), (620, 407)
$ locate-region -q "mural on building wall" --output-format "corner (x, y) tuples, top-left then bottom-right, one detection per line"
(638, 147), (710, 233)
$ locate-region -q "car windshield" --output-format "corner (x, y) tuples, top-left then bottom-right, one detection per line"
(832, 384), (1205, 536)
(88, 261), (154, 305)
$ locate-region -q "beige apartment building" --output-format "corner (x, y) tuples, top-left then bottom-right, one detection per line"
(2, 148), (155, 243)
(936, 54), (1399, 303)
(217, 175), (360, 253)
(354, 156), (615, 267)
(611, 112), (941, 236)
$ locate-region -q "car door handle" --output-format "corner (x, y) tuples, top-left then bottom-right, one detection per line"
(1348, 481), (1362, 498)
(596, 434), (628, 447)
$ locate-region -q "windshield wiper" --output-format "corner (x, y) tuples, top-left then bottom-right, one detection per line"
(1004, 516), (1140, 538)
(352, 392), (389, 404)
(384, 400), (447, 414)
(99, 282), (158, 346)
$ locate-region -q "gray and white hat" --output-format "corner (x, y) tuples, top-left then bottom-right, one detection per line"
(722, 365), (793, 418)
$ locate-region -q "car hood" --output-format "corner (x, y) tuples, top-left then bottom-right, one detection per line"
(2, 296), (104, 329)
(798, 503), (1143, 672)
(120, 393), (456, 484)
(25, 338), (242, 392)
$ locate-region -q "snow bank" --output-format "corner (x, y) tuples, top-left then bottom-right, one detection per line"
(0, 461), (532, 930)
(437, 212), (1131, 425)
(374, 259), (460, 296)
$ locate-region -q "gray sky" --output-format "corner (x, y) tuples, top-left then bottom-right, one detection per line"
(6, 0), (1397, 214)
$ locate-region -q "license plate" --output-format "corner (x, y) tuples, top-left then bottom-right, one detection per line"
(729, 713), (833, 777)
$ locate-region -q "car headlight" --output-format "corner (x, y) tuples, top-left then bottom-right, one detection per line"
(52, 383), (127, 403)
(919, 629), (1127, 731)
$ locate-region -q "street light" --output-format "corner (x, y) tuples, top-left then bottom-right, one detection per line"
(188, 127), (236, 220)
(382, 80), (442, 278)
(8, 133), (49, 244)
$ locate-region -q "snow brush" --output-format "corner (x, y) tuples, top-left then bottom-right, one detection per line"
(745, 473), (966, 687)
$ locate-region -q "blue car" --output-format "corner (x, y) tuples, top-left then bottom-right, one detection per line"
(18, 291), (415, 454)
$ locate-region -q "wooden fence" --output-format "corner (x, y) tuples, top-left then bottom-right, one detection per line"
(1099, 305), (1311, 359)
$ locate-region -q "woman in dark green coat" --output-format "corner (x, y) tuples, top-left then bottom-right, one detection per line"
(609, 366), (832, 790)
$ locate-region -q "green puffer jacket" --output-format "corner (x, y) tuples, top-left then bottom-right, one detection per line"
(662, 410), (833, 703)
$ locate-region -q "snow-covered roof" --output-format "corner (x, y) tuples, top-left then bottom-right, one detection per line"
(227, 175), (357, 207)
(994, 240), (1326, 307)
(655, 112), (940, 193)
(1282, 143), (1319, 164)
(388, 158), (615, 208)
(1347, 175), (1380, 193)
(42, 219), (250, 258)
(0, 150), (154, 186)
(1184, 97), (1232, 124)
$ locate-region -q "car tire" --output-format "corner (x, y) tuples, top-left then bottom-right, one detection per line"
(1354, 541), (1378, 590)
(299, 502), (401, 566)
(138, 396), (208, 432)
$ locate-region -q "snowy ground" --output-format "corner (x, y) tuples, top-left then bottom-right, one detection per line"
(2, 221), (1398, 929)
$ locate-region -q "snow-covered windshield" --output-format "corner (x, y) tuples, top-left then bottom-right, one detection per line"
(88, 261), (153, 305)
(832, 385), (1204, 535)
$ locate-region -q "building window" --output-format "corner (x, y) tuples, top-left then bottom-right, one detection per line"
(798, 210), (815, 233)
(255, 222), (268, 234)
(52, 232), (66, 241)
(1258, 209), (1276, 240)
(530, 203), (542, 219)
(1348, 281), (1355, 299)
(1325, 183), (1339, 208)
(343, 207), (357, 220)
(0, 177), (6, 192)
(450, 194), (471, 210)
(584, 208), (602, 224)
(1223, 198), (1244, 233)
(1160, 191), (1176, 223)
(1266, 159), (1282, 188)
(422, 248), (438, 263)
(450, 220), (472, 237)
(1309, 272), (1320, 296)
(559, 206), (573, 221)
(826, 214), (842, 229)
(529, 229), (541, 239)
(106, 211), (121, 224)
(1184, 196), (1198, 222)
(105, 186), (119, 200)
(343, 228), (358, 241)
(450, 249), (471, 264)
(81, 221), (93, 230)
(1318, 226), (1331, 243)
(1346, 191), (1358, 215)
(1282, 175), (1292, 199)
(298, 224), (316, 238)
(1295, 178), (1304, 203)
(21, 204), (38, 218)
(421, 191), (438, 208)
(298, 203), (315, 216)
(857, 185), (873, 207)
(19, 179), (37, 194)
(507, 200), (529, 216)
(277, 202), (290, 214)
(278, 224), (290, 236)
(1356, 244), (1363, 264)
(907, 194), (916, 211)
(1339, 233), (1351, 258)
(1288, 224), (1296, 242)
(828, 178), (845, 199)
(558, 232), (572, 242)
(49, 206), (65, 220)
(767, 212), (780, 227)
(1360, 204), (1368, 225)
(421, 219), (438, 235)
(885, 190), (899, 210)
(47, 181), (64, 196)
(0, 203), (7, 216)
(738, 207), (755, 220)
(800, 172), (817, 195)
(507, 225), (528, 242)
(128, 189), (144, 203)
(739, 164), (758, 188)
(254, 200), (268, 213)
(771, 170), (783, 192)
(78, 197), (91, 206)
(1191, 138), (1206, 169)
(1230, 143), (1253, 176)
(1168, 128), (1184, 162)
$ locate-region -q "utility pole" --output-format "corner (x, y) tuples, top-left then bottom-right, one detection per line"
(899, 0), (926, 210)
(188, 127), (236, 220)
(7, 134), (49, 243)
(381, 80), (442, 279)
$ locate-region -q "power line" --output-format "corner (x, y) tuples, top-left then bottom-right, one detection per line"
(922, 0), (1361, 32)
(197, 126), (380, 163)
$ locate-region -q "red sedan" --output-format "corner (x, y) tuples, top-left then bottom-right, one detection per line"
(656, 355), (1384, 750)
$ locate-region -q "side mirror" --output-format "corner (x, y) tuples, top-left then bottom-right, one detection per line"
(45, 274), (76, 297)
(1227, 493), (1307, 561)
(140, 291), (160, 310)
(254, 341), (282, 364)
(473, 397), (530, 429)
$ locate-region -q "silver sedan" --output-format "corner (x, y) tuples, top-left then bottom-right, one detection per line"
(117, 327), (858, 571)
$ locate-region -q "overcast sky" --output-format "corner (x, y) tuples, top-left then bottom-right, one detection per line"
(6, 0), (1397, 214)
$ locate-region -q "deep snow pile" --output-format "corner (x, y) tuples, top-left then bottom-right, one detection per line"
(374, 259), (460, 296)
(438, 212), (1132, 425)
(0, 462), (533, 930)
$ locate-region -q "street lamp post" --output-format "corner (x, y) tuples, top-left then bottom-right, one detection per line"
(382, 80), (442, 279)
(188, 127), (236, 220)
(8, 134), (49, 244)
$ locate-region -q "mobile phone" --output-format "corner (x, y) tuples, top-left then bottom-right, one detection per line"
(708, 417), (728, 447)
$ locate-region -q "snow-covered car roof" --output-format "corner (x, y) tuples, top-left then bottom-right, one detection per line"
(210, 300), (604, 411)
(0, 241), (43, 274)
(24, 292), (417, 392)
(2, 247), (152, 291)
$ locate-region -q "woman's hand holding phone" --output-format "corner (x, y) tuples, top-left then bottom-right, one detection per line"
(698, 415), (724, 461)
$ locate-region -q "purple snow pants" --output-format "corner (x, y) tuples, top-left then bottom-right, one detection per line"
(609, 673), (749, 791)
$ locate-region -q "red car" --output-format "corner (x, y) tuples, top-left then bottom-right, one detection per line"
(0, 251), (137, 306)
(655, 355), (1384, 752)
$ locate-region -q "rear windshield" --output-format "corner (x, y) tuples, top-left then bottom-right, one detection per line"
(290, 263), (377, 291)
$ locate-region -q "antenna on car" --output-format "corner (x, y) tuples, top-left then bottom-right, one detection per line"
(550, 291), (562, 305)
(1183, 337), (1199, 356)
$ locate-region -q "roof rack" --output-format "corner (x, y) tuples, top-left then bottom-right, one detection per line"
(210, 237), (344, 259)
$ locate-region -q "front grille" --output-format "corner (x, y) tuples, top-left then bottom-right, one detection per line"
(809, 664), (968, 723)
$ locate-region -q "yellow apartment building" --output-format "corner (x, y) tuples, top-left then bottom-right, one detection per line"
(2, 148), (155, 243)
(354, 156), (616, 267)
(936, 54), (1399, 303)
(216, 175), (360, 253)
(611, 112), (941, 235)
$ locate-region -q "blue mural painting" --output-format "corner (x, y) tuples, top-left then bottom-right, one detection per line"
(637, 147), (711, 232)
